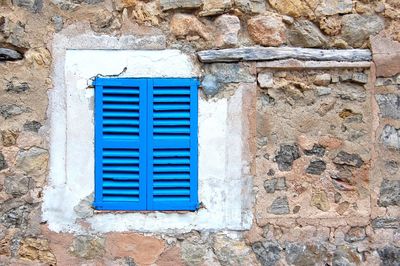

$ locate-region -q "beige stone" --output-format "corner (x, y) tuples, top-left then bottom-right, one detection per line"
(315, 0), (352, 16)
(155, 246), (184, 266)
(371, 35), (400, 77)
(170, 14), (211, 40)
(248, 15), (286, 46)
(16, 147), (49, 177)
(214, 15), (240, 48)
(199, 0), (232, 16)
(1, 129), (19, 147)
(319, 16), (342, 36)
(268, 0), (319, 18)
(311, 191), (330, 212)
(105, 233), (165, 265)
(18, 238), (56, 265)
(25, 48), (51, 66)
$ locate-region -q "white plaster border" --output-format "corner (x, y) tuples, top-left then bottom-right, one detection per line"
(43, 29), (254, 234)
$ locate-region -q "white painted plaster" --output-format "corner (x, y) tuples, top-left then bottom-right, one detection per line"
(44, 34), (253, 233)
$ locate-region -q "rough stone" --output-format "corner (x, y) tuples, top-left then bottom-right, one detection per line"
(344, 227), (366, 243)
(51, 15), (63, 32)
(90, 11), (121, 33)
(170, 14), (211, 40)
(234, 0), (265, 14)
(258, 72), (274, 89)
(333, 246), (362, 266)
(268, 0), (319, 18)
(199, 0), (232, 16)
(314, 74), (331, 86)
(1, 204), (33, 228)
(4, 175), (32, 197)
(268, 196), (290, 215)
(73, 193), (94, 218)
(315, 87), (332, 96)
(372, 217), (400, 229)
(214, 15), (240, 48)
(0, 152), (6, 170)
(1, 129), (19, 147)
(378, 246), (400, 266)
(201, 75), (219, 96)
(380, 125), (400, 150)
(333, 151), (364, 168)
(306, 160), (326, 175)
(16, 147), (49, 177)
(315, 0), (352, 16)
(263, 177), (287, 193)
(371, 36), (400, 77)
(378, 179), (400, 207)
(341, 14), (384, 47)
(70, 235), (105, 260)
(319, 16), (342, 36)
(106, 233), (165, 265)
(304, 144), (326, 157)
(156, 246), (184, 266)
(23, 121), (42, 133)
(248, 16), (286, 47)
(351, 72), (368, 84)
(285, 243), (328, 265)
(0, 48), (23, 61)
(337, 83), (366, 102)
(251, 241), (281, 266)
(311, 191), (330, 211)
(181, 239), (207, 266)
(0, 104), (27, 119)
(206, 63), (255, 83)
(274, 144), (300, 171)
(212, 235), (256, 266)
(12, 0), (42, 12)
(19, 237), (56, 264)
(6, 80), (30, 93)
(160, 0), (202, 10)
(376, 94), (400, 120)
(287, 20), (328, 48)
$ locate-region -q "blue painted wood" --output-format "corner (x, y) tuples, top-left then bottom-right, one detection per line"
(93, 77), (198, 211)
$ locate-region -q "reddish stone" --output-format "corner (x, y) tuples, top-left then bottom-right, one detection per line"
(155, 246), (184, 266)
(371, 35), (400, 77)
(319, 135), (343, 150)
(105, 233), (165, 265)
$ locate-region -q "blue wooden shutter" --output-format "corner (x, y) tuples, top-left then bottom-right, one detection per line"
(93, 78), (147, 210)
(147, 78), (199, 210)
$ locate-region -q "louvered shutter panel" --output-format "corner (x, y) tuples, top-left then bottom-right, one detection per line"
(147, 78), (199, 210)
(94, 78), (147, 210)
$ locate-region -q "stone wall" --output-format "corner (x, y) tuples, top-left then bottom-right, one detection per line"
(0, 0), (399, 265)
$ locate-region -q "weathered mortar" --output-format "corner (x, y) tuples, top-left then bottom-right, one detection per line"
(0, 0), (399, 265)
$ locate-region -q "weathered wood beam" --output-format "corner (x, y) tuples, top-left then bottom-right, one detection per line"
(197, 47), (372, 63)
(256, 59), (371, 69)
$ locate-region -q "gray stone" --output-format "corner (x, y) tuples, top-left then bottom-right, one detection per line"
(83, 0), (103, 4)
(51, 15), (64, 32)
(160, 0), (203, 10)
(337, 84), (366, 102)
(333, 246), (362, 266)
(314, 73), (331, 86)
(376, 77), (396, 87)
(74, 193), (94, 218)
(315, 86), (332, 97)
(287, 20), (328, 48)
(0, 152), (6, 170)
(333, 151), (364, 168)
(70, 235), (105, 260)
(304, 144), (326, 157)
(251, 241), (281, 266)
(341, 14), (385, 48)
(264, 177), (287, 193)
(12, 0), (42, 12)
(275, 144), (300, 171)
(258, 72), (274, 89)
(285, 242), (328, 266)
(268, 196), (290, 215)
(234, 0), (265, 14)
(0, 104), (27, 119)
(181, 239), (207, 266)
(344, 227), (366, 243)
(378, 246), (400, 266)
(199, 0), (232, 16)
(206, 63), (255, 84)
(212, 235), (255, 266)
(315, 0), (352, 16)
(380, 125), (400, 150)
(6, 80), (30, 93)
(214, 15), (240, 48)
(16, 147), (49, 177)
(4, 175), (32, 197)
(201, 75), (219, 97)
(259, 92), (275, 107)
(372, 217), (400, 229)
(385, 160), (399, 175)
(306, 160), (326, 175)
(376, 94), (400, 120)
(351, 73), (368, 84)
(23, 121), (42, 133)
(378, 179), (400, 207)
(1, 203), (33, 228)
(0, 48), (23, 61)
